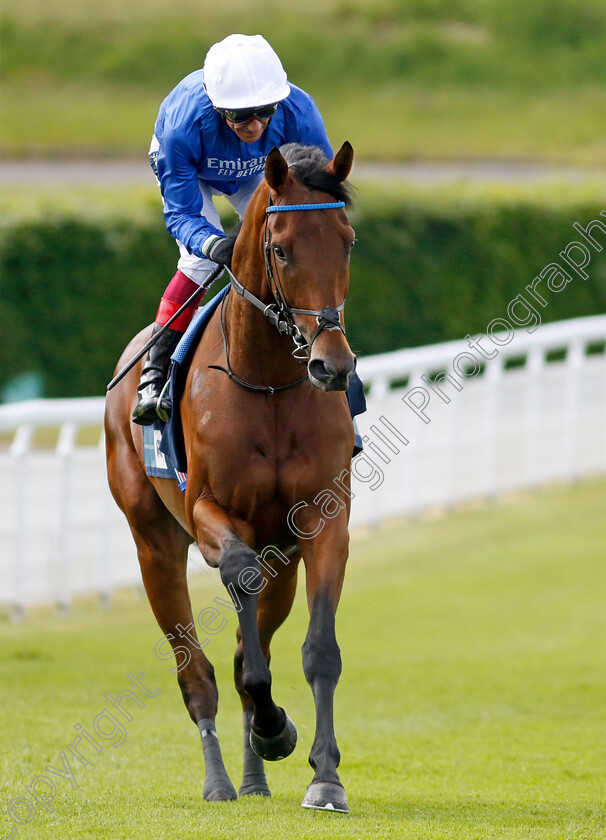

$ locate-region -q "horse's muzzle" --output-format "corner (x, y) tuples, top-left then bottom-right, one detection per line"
(308, 356), (356, 392)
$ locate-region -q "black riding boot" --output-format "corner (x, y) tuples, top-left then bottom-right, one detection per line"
(132, 325), (182, 426)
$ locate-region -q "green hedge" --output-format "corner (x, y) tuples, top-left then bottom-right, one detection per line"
(1, 194), (605, 398)
(0, 214), (176, 398)
(347, 196), (606, 358)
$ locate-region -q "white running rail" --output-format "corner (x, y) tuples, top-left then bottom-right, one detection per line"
(1, 314), (605, 615)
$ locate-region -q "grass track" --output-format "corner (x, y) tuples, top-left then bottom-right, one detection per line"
(1, 480), (605, 839)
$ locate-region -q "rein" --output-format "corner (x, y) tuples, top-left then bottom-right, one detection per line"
(211, 195), (349, 395)
(208, 290), (308, 395)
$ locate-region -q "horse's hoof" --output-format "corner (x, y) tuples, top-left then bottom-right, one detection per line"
(301, 781), (349, 813)
(203, 779), (238, 802)
(203, 786), (238, 802)
(238, 782), (271, 797)
(250, 711), (297, 761)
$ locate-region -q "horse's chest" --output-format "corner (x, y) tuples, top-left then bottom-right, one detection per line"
(185, 372), (350, 528)
(228, 439), (307, 506)
(206, 426), (309, 510)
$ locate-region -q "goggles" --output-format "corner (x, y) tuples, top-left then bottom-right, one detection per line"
(217, 103), (278, 125)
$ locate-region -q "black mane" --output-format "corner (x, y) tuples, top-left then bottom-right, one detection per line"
(279, 143), (354, 207)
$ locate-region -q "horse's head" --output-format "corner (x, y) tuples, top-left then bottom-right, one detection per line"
(263, 142), (357, 392)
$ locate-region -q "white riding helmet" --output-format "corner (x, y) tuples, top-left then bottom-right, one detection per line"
(203, 34), (291, 110)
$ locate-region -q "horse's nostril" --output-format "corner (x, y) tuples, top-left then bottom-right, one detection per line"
(308, 359), (336, 383)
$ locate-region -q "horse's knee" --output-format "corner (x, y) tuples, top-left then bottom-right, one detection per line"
(302, 635), (341, 686)
(219, 542), (272, 695)
(219, 539), (260, 594)
(302, 597), (341, 686)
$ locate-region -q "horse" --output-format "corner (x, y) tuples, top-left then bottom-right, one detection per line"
(104, 141), (358, 812)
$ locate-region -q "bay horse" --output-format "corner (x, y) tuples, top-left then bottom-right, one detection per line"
(105, 142), (357, 812)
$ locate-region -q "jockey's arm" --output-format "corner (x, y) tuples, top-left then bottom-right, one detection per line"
(157, 128), (224, 259)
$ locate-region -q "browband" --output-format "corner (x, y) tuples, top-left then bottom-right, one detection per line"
(266, 202), (345, 213)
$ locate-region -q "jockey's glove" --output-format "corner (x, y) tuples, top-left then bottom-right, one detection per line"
(204, 234), (237, 267)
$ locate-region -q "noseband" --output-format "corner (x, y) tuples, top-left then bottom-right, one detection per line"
(226, 195), (348, 361)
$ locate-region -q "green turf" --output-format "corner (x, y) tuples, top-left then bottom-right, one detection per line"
(1, 480), (605, 839)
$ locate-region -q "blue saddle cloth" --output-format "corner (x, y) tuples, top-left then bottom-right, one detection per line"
(142, 285), (366, 490)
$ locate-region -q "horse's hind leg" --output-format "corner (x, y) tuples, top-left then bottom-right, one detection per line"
(110, 465), (236, 801)
(234, 553), (300, 796)
(134, 516), (237, 800)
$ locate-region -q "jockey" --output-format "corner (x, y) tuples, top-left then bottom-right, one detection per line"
(133, 33), (334, 425)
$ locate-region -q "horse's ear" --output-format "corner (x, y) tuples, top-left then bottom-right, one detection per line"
(265, 146), (289, 192)
(327, 141), (354, 182)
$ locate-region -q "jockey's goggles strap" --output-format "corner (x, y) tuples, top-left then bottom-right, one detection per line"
(266, 202), (345, 213)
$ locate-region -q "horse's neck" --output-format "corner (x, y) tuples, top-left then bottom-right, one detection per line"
(225, 277), (302, 385)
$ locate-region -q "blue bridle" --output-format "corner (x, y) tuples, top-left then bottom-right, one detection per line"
(266, 202), (346, 213)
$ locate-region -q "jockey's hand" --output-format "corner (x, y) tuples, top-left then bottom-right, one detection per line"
(205, 235), (237, 267)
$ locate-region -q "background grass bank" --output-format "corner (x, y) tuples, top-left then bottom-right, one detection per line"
(3, 0), (606, 162)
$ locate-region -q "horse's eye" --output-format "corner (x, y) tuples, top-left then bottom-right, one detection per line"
(273, 245), (287, 261)
(351, 238), (357, 249)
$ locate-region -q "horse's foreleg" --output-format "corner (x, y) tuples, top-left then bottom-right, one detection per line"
(193, 499), (297, 762)
(234, 556), (300, 796)
(299, 520), (350, 813)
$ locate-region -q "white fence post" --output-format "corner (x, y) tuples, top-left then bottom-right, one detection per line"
(98, 431), (113, 607)
(525, 347), (544, 488)
(483, 358), (502, 499)
(10, 425), (32, 619)
(566, 339), (584, 482)
(57, 421), (77, 613)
